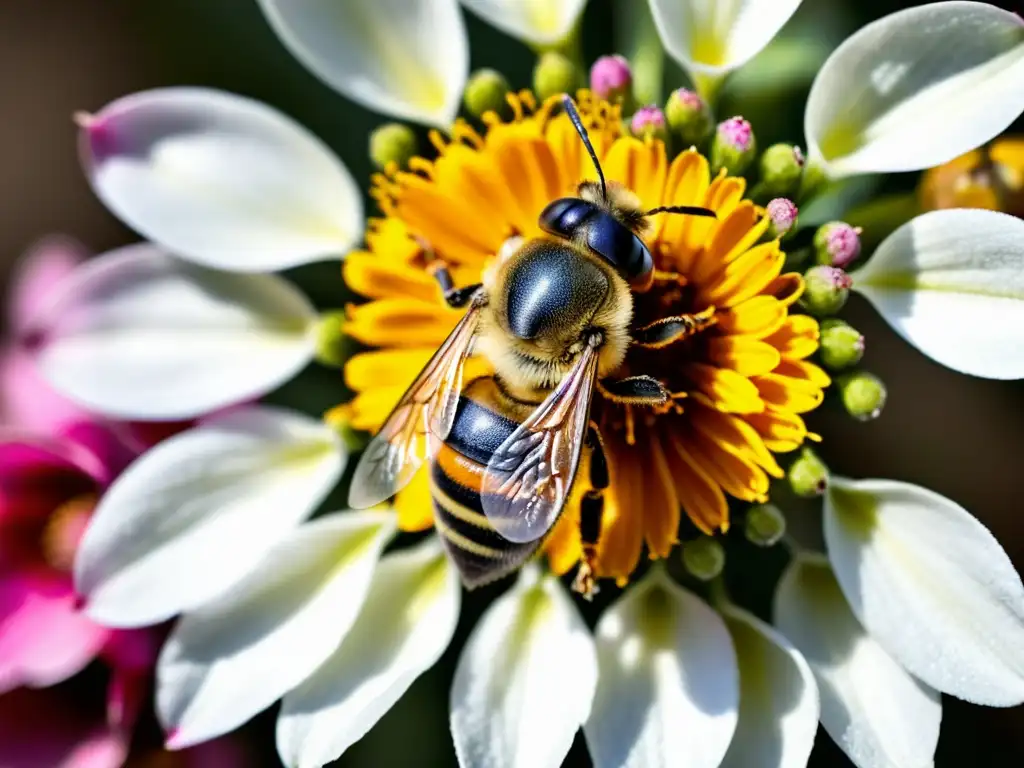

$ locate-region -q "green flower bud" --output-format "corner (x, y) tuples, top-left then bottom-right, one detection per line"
(837, 371), (887, 421)
(759, 144), (805, 198)
(813, 221), (862, 268)
(819, 318), (865, 370)
(711, 117), (756, 176)
(665, 88), (713, 147)
(369, 123), (418, 171)
(788, 446), (829, 498)
(463, 68), (510, 119)
(800, 265), (852, 317)
(681, 536), (725, 581)
(315, 310), (356, 370)
(533, 52), (580, 102)
(744, 503), (787, 547)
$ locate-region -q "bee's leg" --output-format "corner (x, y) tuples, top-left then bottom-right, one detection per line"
(573, 423), (608, 600)
(632, 306), (717, 349)
(597, 375), (670, 406)
(426, 261), (483, 308)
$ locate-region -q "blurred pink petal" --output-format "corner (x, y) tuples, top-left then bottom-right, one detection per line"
(7, 237), (89, 332)
(0, 572), (110, 694)
(1, 237), (92, 434)
(0, 436), (100, 528)
(58, 422), (137, 485)
(0, 687), (128, 768)
(0, 348), (93, 434)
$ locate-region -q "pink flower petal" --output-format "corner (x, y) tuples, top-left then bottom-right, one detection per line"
(58, 422), (138, 485)
(0, 346), (93, 435)
(0, 572), (109, 693)
(0, 436), (98, 529)
(7, 237), (88, 333)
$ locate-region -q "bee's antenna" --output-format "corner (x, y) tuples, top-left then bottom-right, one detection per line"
(644, 205), (718, 219)
(561, 94), (607, 201)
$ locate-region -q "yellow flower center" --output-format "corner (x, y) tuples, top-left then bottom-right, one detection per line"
(338, 91), (826, 585)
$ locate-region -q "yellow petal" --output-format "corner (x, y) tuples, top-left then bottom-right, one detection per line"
(765, 273), (805, 307)
(366, 218), (421, 263)
(706, 336), (781, 377)
(687, 429), (769, 503)
(685, 362), (764, 414)
(644, 434), (681, 558)
(764, 315), (820, 360)
(746, 407), (809, 453)
(601, 137), (668, 212)
(698, 241), (784, 308)
(715, 296), (787, 338)
(344, 348), (431, 391)
(344, 387), (405, 432)
(598, 439), (645, 583)
(691, 202), (765, 285)
(664, 433), (729, 534)
(344, 299), (460, 347)
(776, 359), (832, 389)
(394, 469), (435, 532)
(656, 149), (710, 262)
(689, 405), (784, 479)
(395, 174), (498, 264)
(343, 253), (439, 302)
(754, 373), (824, 414)
(489, 131), (563, 236)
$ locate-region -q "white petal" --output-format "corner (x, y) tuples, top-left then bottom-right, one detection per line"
(450, 565), (596, 768)
(806, 2), (1024, 176)
(774, 554), (941, 768)
(853, 209), (1024, 380)
(460, 0), (587, 46)
(31, 244), (317, 419)
(584, 567), (739, 768)
(80, 87), (362, 270)
(158, 511), (396, 749)
(277, 538), (460, 768)
(721, 606), (819, 768)
(75, 406), (345, 627)
(257, 0), (467, 127)
(648, 0), (803, 79)
(825, 476), (1024, 706)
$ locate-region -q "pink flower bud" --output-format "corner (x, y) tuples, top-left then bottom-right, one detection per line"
(589, 54), (632, 101)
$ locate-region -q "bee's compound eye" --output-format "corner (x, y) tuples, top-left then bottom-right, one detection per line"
(539, 198), (593, 238)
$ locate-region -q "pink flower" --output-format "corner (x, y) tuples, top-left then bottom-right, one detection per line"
(0, 239), (248, 767)
(0, 238), (93, 434)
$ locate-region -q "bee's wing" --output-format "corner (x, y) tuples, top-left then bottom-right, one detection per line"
(348, 302), (482, 509)
(481, 344), (599, 543)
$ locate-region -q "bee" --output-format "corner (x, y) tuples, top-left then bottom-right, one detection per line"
(349, 95), (716, 596)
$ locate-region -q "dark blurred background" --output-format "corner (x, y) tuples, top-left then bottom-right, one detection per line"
(1, 1), (1022, 766)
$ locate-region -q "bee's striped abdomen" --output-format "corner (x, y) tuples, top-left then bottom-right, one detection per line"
(432, 378), (541, 588)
